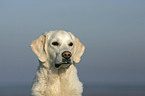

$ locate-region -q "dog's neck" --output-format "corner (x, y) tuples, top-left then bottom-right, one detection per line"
(32, 60), (81, 96)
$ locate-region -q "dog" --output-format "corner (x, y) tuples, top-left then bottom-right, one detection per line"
(30, 30), (85, 96)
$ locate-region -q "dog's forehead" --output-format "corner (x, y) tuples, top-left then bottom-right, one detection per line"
(51, 31), (72, 41)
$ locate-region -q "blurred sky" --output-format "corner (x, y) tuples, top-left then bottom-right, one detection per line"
(0, 0), (145, 86)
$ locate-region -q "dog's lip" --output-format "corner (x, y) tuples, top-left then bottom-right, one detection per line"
(55, 63), (71, 66)
(55, 61), (72, 65)
(55, 63), (71, 68)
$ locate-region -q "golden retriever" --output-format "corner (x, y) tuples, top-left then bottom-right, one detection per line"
(30, 30), (85, 96)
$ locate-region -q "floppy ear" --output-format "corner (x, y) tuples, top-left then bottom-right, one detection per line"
(30, 33), (50, 62)
(69, 32), (85, 63)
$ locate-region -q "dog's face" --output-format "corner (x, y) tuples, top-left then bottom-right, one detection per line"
(31, 30), (85, 69)
(48, 31), (74, 68)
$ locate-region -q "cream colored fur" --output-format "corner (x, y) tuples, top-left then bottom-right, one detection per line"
(30, 30), (85, 96)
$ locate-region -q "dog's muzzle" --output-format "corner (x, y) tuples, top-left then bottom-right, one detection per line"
(55, 51), (72, 69)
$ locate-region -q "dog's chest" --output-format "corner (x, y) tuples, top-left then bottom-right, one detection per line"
(45, 71), (73, 96)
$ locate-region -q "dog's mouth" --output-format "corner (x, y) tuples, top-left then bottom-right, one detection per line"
(55, 63), (71, 69)
(55, 59), (72, 69)
(54, 58), (73, 69)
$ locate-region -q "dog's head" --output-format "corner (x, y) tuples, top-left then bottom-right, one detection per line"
(30, 30), (85, 69)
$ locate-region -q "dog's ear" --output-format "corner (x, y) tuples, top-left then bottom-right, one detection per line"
(30, 33), (51, 62)
(69, 32), (85, 63)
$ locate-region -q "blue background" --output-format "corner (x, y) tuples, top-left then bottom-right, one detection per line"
(0, 0), (145, 95)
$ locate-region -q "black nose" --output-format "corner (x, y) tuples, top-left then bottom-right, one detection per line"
(62, 51), (72, 59)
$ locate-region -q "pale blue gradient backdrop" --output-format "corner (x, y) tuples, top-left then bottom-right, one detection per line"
(0, 0), (145, 86)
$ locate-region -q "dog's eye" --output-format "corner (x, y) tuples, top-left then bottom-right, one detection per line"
(68, 42), (73, 46)
(52, 42), (59, 46)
